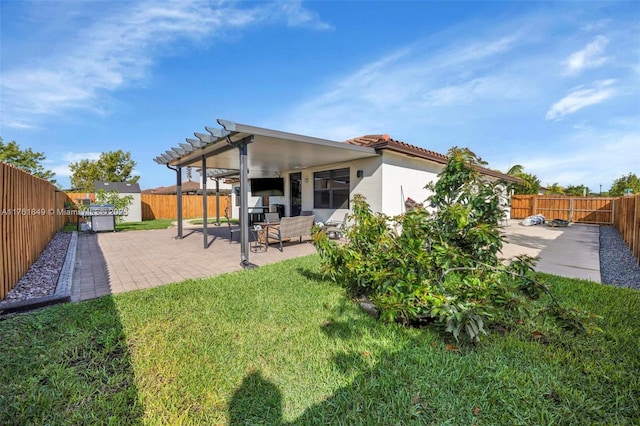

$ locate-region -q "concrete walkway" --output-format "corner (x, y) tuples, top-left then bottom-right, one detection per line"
(501, 220), (600, 282)
(71, 220), (601, 302)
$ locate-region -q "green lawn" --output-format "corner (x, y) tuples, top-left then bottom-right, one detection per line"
(116, 219), (175, 231)
(63, 219), (174, 233)
(0, 255), (638, 424)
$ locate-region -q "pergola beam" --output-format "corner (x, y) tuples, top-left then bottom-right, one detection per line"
(186, 137), (204, 149)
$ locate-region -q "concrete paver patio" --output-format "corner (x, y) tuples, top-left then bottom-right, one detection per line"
(71, 224), (317, 302)
(71, 220), (601, 302)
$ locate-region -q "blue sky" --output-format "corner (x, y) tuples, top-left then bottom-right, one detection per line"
(1, 1), (638, 193)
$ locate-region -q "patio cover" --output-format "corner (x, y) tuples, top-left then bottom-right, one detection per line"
(154, 119), (378, 267)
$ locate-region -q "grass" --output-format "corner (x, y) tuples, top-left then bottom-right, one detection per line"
(0, 256), (638, 424)
(62, 219), (174, 233)
(116, 219), (175, 231)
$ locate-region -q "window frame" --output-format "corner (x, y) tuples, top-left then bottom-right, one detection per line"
(313, 167), (350, 209)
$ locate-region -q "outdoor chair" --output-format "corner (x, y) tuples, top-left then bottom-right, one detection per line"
(322, 212), (349, 239)
(266, 215), (315, 252)
(225, 207), (241, 243)
(264, 212), (280, 222)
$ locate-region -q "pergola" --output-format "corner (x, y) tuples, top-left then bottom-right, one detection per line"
(155, 119), (377, 268)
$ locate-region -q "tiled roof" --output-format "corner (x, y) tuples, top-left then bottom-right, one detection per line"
(142, 180), (202, 194)
(346, 134), (449, 164)
(345, 134), (518, 182)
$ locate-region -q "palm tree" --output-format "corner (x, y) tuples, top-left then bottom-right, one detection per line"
(504, 164), (541, 195)
(546, 182), (565, 195)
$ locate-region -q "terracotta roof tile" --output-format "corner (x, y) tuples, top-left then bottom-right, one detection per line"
(345, 134), (518, 182)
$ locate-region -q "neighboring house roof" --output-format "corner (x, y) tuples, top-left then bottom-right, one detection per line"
(95, 181), (141, 193)
(142, 180), (228, 195)
(142, 180), (201, 194)
(345, 134), (519, 183)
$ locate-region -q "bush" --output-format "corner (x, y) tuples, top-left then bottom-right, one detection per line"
(314, 147), (599, 344)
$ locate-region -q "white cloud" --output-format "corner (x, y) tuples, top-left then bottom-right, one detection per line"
(48, 152), (102, 177)
(563, 35), (609, 75)
(545, 79), (616, 120)
(63, 152), (101, 163)
(280, 30), (527, 140)
(1, 0), (330, 128)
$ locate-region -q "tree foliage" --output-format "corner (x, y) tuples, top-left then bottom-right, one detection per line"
(69, 150), (139, 192)
(506, 164), (540, 195)
(564, 184), (590, 196)
(94, 190), (134, 224)
(609, 173), (640, 196)
(0, 137), (57, 184)
(546, 183), (565, 195)
(314, 147), (599, 344)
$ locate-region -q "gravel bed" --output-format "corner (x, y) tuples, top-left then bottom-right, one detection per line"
(0, 232), (71, 305)
(599, 225), (640, 290)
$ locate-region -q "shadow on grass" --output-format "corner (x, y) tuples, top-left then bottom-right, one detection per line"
(228, 370), (282, 425)
(227, 319), (439, 425)
(0, 296), (143, 424)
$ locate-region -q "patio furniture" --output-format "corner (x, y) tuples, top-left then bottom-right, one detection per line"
(250, 224), (267, 252)
(322, 212), (349, 239)
(225, 207), (240, 243)
(267, 215), (315, 252)
(264, 212), (280, 222)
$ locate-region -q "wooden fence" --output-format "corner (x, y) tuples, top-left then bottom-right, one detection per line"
(511, 195), (614, 224)
(1, 162), (70, 300)
(141, 194), (231, 220)
(62, 192), (231, 222)
(613, 194), (640, 266)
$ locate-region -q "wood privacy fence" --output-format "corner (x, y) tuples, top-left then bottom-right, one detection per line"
(62, 192), (231, 222)
(613, 194), (640, 266)
(1, 162), (71, 300)
(512, 194), (640, 265)
(511, 195), (614, 224)
(141, 194), (231, 220)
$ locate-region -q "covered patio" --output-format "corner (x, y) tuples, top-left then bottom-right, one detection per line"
(154, 119), (378, 267)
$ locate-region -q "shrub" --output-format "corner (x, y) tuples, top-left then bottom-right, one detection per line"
(314, 147), (599, 344)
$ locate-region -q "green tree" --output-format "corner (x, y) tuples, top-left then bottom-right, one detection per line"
(505, 164), (541, 195)
(546, 183), (565, 195)
(70, 150), (139, 192)
(0, 137), (57, 184)
(512, 172), (541, 195)
(565, 184), (590, 196)
(314, 147), (599, 343)
(609, 173), (640, 196)
(94, 189), (134, 224)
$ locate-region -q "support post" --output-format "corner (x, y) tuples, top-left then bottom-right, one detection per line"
(202, 156), (208, 249)
(215, 178), (221, 226)
(166, 164), (183, 239)
(225, 135), (255, 268)
(239, 141), (250, 265)
(176, 166), (183, 239)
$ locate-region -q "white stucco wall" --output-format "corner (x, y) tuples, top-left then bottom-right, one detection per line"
(379, 151), (441, 217)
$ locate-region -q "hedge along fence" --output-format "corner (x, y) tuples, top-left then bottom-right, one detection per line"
(141, 193), (231, 220)
(1, 162), (71, 300)
(613, 194), (640, 266)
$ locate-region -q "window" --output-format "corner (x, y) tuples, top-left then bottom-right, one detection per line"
(314, 168), (350, 209)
